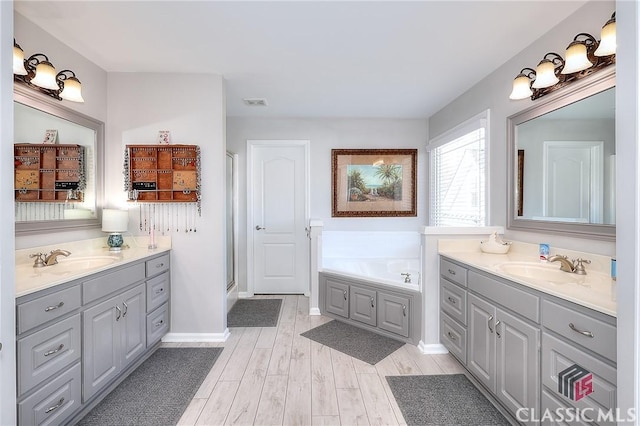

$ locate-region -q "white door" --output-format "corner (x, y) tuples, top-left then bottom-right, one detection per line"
(248, 141), (309, 294)
(543, 141), (603, 222)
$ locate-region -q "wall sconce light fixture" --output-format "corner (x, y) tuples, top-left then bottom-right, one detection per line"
(12, 39), (85, 103)
(509, 12), (616, 101)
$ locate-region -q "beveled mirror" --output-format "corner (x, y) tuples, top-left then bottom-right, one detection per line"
(507, 67), (615, 240)
(14, 85), (104, 235)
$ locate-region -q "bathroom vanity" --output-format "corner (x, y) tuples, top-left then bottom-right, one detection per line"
(439, 247), (616, 426)
(14, 240), (171, 426)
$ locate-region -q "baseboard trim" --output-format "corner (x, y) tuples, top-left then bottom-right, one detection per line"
(162, 330), (230, 343)
(418, 341), (449, 354)
(238, 291), (253, 298)
(309, 307), (321, 316)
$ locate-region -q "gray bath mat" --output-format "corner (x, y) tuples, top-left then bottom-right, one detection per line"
(300, 319), (404, 364)
(227, 298), (282, 327)
(386, 374), (510, 426)
(78, 347), (223, 426)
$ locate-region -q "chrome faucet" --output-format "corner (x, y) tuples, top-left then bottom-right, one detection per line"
(547, 255), (591, 275)
(401, 272), (412, 283)
(43, 249), (71, 266)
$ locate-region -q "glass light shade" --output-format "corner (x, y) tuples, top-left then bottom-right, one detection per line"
(13, 45), (28, 75)
(594, 20), (616, 56)
(509, 75), (533, 100)
(59, 77), (85, 103)
(102, 209), (129, 232)
(30, 61), (60, 90)
(561, 42), (594, 74)
(532, 60), (559, 89)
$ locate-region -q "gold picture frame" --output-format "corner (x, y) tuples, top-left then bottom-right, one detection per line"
(331, 149), (417, 217)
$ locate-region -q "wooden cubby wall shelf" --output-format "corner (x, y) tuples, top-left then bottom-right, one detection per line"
(124, 144), (201, 204)
(14, 143), (85, 202)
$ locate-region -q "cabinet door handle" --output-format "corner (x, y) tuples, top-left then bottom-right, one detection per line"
(495, 320), (501, 338)
(44, 397), (65, 414)
(156, 262), (164, 269)
(44, 344), (64, 357)
(122, 301), (128, 317)
(447, 296), (456, 305)
(370, 297), (375, 308)
(488, 314), (494, 333)
(402, 304), (407, 317)
(44, 302), (64, 312)
(155, 319), (164, 328)
(448, 269), (456, 275)
(155, 288), (164, 295)
(569, 323), (594, 338)
(343, 290), (347, 300)
(447, 331), (457, 341)
(115, 305), (122, 321)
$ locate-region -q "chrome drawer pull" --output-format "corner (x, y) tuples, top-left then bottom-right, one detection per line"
(447, 296), (456, 305)
(44, 344), (64, 357)
(45, 397), (65, 414)
(447, 331), (457, 341)
(569, 323), (594, 338)
(44, 302), (64, 312)
(155, 288), (164, 295)
(115, 305), (122, 321)
(495, 320), (501, 338)
(448, 269), (456, 275)
(370, 297), (375, 308)
(488, 315), (494, 333)
(155, 319), (164, 328)
(343, 290), (347, 300)
(402, 305), (407, 317)
(156, 262), (164, 268)
(122, 301), (128, 317)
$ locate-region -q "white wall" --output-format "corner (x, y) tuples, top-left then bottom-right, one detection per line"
(108, 73), (227, 338)
(227, 117), (428, 293)
(428, 0), (616, 256)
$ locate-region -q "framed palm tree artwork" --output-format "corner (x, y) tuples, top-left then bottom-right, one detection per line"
(331, 149), (417, 217)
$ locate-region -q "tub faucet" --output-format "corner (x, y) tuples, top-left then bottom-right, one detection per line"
(44, 249), (71, 266)
(401, 272), (411, 283)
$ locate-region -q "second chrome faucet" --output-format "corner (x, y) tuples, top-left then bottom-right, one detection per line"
(547, 255), (591, 275)
(30, 249), (72, 267)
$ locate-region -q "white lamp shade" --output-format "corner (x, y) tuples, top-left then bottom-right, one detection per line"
(30, 61), (59, 90)
(102, 209), (129, 232)
(59, 77), (85, 103)
(594, 21), (616, 56)
(561, 42), (594, 74)
(509, 75), (533, 100)
(13, 45), (28, 75)
(532, 60), (559, 89)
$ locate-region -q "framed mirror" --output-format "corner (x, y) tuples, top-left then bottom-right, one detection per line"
(507, 67), (615, 240)
(14, 85), (104, 235)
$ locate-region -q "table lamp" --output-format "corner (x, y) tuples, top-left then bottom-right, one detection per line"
(102, 209), (128, 251)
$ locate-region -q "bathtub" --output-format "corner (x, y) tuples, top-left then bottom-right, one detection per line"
(321, 258), (421, 292)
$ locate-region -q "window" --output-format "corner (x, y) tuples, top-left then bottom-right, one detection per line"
(428, 110), (489, 226)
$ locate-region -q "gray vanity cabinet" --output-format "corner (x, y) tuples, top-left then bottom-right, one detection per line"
(82, 283), (145, 401)
(378, 292), (410, 338)
(325, 278), (349, 319)
(350, 285), (377, 326)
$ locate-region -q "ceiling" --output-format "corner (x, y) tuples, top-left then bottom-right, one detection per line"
(14, 1), (588, 119)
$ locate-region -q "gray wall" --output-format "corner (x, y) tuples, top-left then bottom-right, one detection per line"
(227, 117), (428, 293)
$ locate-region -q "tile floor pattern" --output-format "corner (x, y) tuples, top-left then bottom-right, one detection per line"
(167, 295), (465, 426)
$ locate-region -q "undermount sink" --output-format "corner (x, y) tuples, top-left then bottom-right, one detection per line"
(495, 261), (583, 285)
(55, 256), (117, 270)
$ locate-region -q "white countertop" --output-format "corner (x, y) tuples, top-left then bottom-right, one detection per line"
(439, 239), (616, 317)
(15, 236), (171, 298)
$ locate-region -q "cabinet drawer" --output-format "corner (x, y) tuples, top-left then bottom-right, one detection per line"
(468, 271), (540, 323)
(147, 303), (169, 347)
(83, 262), (145, 304)
(17, 285), (81, 335)
(440, 278), (467, 325)
(542, 333), (616, 423)
(18, 362), (81, 426)
(440, 258), (467, 287)
(441, 312), (466, 364)
(146, 253), (170, 277)
(147, 271), (170, 313)
(541, 389), (592, 426)
(18, 314), (81, 397)
(542, 299), (616, 362)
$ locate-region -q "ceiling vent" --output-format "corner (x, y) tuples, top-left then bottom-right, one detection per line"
(242, 98), (268, 107)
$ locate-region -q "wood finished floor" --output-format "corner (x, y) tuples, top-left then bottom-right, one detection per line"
(167, 295), (465, 426)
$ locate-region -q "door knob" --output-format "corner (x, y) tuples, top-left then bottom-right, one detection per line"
(255, 225), (266, 230)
